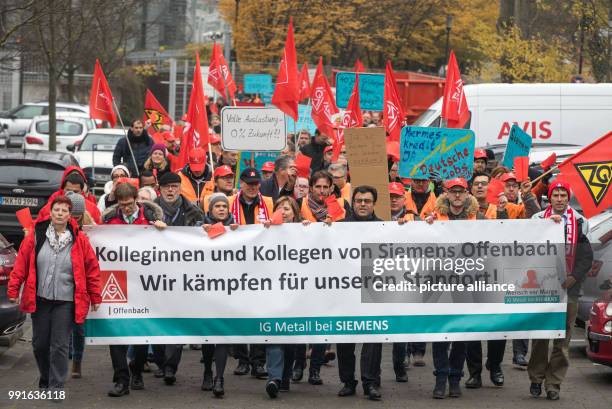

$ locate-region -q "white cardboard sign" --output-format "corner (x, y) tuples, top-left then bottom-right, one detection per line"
(221, 106), (287, 151)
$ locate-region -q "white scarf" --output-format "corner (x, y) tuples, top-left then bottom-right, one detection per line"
(45, 224), (72, 253)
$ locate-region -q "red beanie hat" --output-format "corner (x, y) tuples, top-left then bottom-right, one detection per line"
(547, 179), (571, 199)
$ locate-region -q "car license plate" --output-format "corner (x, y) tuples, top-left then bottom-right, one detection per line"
(0, 196), (39, 207)
(94, 174), (111, 182)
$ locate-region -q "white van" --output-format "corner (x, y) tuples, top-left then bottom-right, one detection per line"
(412, 83), (612, 147)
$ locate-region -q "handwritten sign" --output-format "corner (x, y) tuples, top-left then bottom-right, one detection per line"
(221, 107), (286, 151)
(243, 74), (274, 95)
(344, 127), (391, 220)
(336, 72), (385, 111)
(501, 124), (533, 168)
(285, 104), (317, 134)
(398, 126), (476, 180)
(236, 151), (280, 181)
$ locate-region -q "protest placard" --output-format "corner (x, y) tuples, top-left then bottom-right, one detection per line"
(243, 73), (274, 94)
(344, 127), (391, 220)
(85, 221), (566, 345)
(285, 104), (317, 134)
(502, 124), (533, 168)
(221, 106), (286, 151)
(398, 125), (476, 180)
(336, 72), (385, 111)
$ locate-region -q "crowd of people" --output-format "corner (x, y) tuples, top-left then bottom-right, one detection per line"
(6, 113), (595, 403)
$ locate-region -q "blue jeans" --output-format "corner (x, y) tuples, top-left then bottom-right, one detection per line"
(266, 345), (292, 382)
(432, 341), (465, 381)
(69, 323), (85, 362)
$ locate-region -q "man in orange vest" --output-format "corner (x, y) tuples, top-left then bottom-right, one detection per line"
(178, 148), (213, 207)
(405, 178), (437, 220)
(328, 163), (351, 202)
(469, 172), (509, 220)
(300, 170), (350, 223)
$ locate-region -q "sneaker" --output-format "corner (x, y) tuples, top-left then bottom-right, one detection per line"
(266, 380), (279, 398)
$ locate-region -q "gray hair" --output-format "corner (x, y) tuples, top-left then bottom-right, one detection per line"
(328, 163), (347, 176)
(137, 186), (157, 201)
(274, 154), (294, 173)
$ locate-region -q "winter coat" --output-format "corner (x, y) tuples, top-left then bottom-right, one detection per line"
(102, 200), (163, 225)
(112, 129), (154, 176)
(154, 195), (204, 227)
(7, 217), (102, 324)
(433, 194), (481, 220)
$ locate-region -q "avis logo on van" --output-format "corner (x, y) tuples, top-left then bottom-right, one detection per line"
(497, 121), (552, 140)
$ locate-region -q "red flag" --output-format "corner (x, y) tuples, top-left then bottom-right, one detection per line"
(540, 152), (557, 170)
(16, 208), (33, 230)
(295, 153), (312, 178)
(207, 222), (226, 239)
(310, 57), (338, 138)
(298, 63), (311, 101)
(178, 53), (210, 169)
(143, 89), (173, 131)
(270, 208), (284, 225)
(272, 17), (300, 120)
(354, 58), (365, 73)
(208, 43), (236, 102)
(441, 51), (470, 129)
(486, 178), (505, 205)
(383, 61), (406, 142)
(558, 132), (612, 218)
(89, 59), (116, 127)
(513, 156), (529, 182)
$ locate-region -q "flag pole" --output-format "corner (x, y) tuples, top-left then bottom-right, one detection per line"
(112, 99), (140, 177)
(209, 89), (217, 173)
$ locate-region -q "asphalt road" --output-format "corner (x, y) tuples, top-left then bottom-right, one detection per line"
(0, 321), (611, 409)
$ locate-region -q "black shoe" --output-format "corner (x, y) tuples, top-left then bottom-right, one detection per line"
(324, 349), (336, 362)
(212, 377), (224, 397)
(252, 364), (267, 379)
(108, 383), (129, 397)
(201, 371), (213, 391)
(234, 363), (249, 375)
(546, 390), (560, 400)
(530, 382), (542, 397)
(130, 373), (144, 390)
(153, 368), (164, 378)
(465, 374), (482, 389)
(163, 368), (176, 385)
(448, 381), (462, 398)
(308, 370), (323, 385)
(432, 378), (446, 399)
(338, 382), (357, 396)
(395, 369), (408, 383)
(513, 354), (528, 367)
(490, 368), (504, 386)
(280, 378), (290, 391)
(365, 385), (381, 401)
(412, 353), (426, 367)
(291, 366), (304, 382)
(266, 380), (279, 398)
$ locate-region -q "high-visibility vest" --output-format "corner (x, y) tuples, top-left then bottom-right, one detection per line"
(405, 191), (437, 219)
(227, 194), (274, 225)
(484, 203), (497, 219)
(179, 172), (214, 205)
(339, 183), (351, 202)
(300, 195), (347, 222)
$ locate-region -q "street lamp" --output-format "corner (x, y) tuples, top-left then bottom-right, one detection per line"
(445, 15), (453, 63)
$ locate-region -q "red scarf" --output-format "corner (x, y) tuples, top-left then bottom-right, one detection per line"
(231, 191), (270, 224)
(544, 205), (577, 274)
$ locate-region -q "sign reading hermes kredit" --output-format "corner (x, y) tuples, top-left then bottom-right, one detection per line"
(361, 240), (565, 303)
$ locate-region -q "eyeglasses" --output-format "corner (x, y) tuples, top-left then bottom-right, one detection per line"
(112, 173), (127, 180)
(118, 200), (136, 208)
(448, 189), (467, 196)
(331, 175), (345, 179)
(354, 198), (374, 204)
(162, 184), (180, 190)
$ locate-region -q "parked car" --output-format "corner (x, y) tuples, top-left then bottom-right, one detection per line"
(69, 128), (125, 194)
(0, 102), (90, 147)
(0, 233), (26, 341)
(23, 113), (96, 152)
(0, 149), (78, 238)
(586, 297), (612, 366)
(577, 209), (612, 325)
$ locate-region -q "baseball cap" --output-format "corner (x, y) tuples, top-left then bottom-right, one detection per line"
(474, 149), (488, 160)
(501, 172), (517, 183)
(214, 165), (234, 178)
(261, 161), (275, 173)
(389, 182), (405, 196)
(240, 167), (261, 184)
(188, 148), (206, 173)
(444, 178), (468, 190)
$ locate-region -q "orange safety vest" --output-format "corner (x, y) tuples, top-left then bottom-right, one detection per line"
(179, 172), (214, 204)
(228, 194), (274, 225)
(300, 195), (347, 222)
(435, 212), (477, 221)
(482, 203), (497, 220)
(405, 191), (437, 220)
(506, 202), (526, 219)
(339, 183), (351, 202)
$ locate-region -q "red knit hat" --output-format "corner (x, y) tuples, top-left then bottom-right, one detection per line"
(547, 179), (571, 199)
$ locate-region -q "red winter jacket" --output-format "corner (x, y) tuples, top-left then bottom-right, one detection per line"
(7, 217), (102, 324)
(38, 166), (102, 224)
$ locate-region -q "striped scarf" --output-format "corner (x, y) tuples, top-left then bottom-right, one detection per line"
(544, 205), (578, 274)
(231, 191), (270, 224)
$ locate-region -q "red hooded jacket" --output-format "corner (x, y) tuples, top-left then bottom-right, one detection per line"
(39, 166), (102, 224)
(8, 217), (102, 324)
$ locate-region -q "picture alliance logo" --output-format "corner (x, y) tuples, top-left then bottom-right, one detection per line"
(101, 270), (128, 303)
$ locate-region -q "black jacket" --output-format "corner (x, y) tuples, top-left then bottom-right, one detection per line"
(260, 175), (294, 203)
(343, 212), (382, 222)
(112, 129), (154, 176)
(300, 142), (327, 173)
(155, 195), (204, 227)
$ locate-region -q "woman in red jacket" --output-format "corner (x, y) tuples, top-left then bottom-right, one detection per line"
(8, 195), (102, 400)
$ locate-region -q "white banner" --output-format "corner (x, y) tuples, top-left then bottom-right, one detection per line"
(84, 220), (566, 345)
(221, 106), (286, 151)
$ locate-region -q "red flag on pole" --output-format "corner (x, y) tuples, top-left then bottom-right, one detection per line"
(310, 57), (338, 138)
(143, 89), (173, 131)
(178, 53), (210, 169)
(441, 50), (470, 129)
(208, 43), (236, 102)
(298, 63), (311, 101)
(383, 61), (406, 142)
(557, 132), (612, 218)
(354, 58), (365, 73)
(89, 59), (117, 127)
(272, 17), (300, 121)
